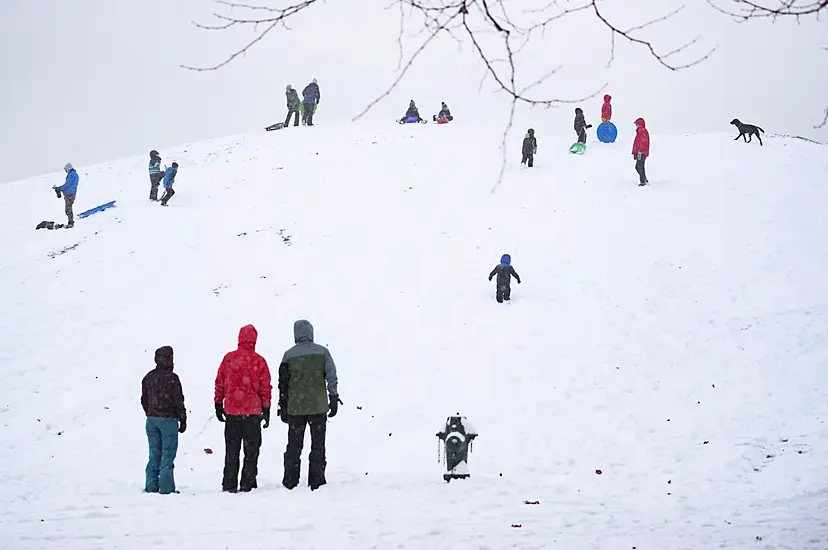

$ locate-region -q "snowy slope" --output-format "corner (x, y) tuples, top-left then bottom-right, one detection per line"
(1, 123), (827, 549)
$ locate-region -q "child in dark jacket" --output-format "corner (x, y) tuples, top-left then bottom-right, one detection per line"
(141, 346), (186, 494)
(488, 254), (521, 303)
(521, 129), (537, 167)
(574, 108), (592, 144)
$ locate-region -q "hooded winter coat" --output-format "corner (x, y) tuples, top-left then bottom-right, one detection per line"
(142, 346), (187, 422)
(522, 131), (537, 155)
(489, 254), (521, 287)
(279, 320), (339, 416)
(149, 153), (162, 175)
(162, 165), (177, 189)
(601, 95), (612, 122)
(632, 118), (650, 157)
(437, 103), (451, 119)
(405, 102), (420, 119)
(59, 167), (79, 195)
(574, 108), (588, 133)
(214, 325), (273, 416)
(286, 87), (300, 109)
(302, 82), (320, 105)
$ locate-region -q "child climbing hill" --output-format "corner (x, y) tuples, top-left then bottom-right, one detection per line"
(488, 254), (521, 303)
(574, 108), (592, 144)
(521, 129), (537, 168)
(601, 95), (612, 123)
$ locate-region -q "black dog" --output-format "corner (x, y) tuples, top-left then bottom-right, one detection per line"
(730, 118), (764, 146)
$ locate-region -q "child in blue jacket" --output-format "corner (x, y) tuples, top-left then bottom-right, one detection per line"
(160, 162), (178, 206)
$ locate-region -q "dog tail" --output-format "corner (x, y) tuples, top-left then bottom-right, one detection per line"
(758, 127), (765, 133)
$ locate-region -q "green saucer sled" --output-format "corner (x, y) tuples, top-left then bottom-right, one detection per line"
(569, 142), (587, 155)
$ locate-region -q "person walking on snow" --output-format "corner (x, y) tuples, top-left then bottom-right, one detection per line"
(521, 129), (537, 167)
(574, 108), (592, 144)
(214, 324), (272, 493)
(279, 319), (341, 491)
(301, 79), (321, 126)
(160, 162), (178, 206)
(284, 85), (301, 127)
(52, 163), (79, 228)
(489, 254), (521, 303)
(601, 95), (612, 123)
(141, 345), (186, 495)
(148, 150), (163, 201)
(631, 117), (650, 186)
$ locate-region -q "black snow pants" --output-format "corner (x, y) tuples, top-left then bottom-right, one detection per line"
(302, 103), (316, 126)
(149, 172), (164, 200)
(63, 194), (76, 226)
(160, 187), (175, 205)
(577, 128), (587, 144)
(285, 108), (300, 127)
(521, 153), (534, 168)
(496, 282), (512, 303)
(283, 414), (327, 490)
(222, 415), (262, 492)
(635, 153), (648, 185)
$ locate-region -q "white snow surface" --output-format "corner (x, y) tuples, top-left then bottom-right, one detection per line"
(1, 123), (827, 549)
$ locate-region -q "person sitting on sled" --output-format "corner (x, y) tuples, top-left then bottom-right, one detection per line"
(488, 254), (521, 303)
(400, 100), (423, 123)
(433, 102), (453, 122)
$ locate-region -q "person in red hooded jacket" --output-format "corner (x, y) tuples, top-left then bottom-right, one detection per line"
(631, 117), (650, 186)
(601, 95), (612, 123)
(214, 324), (272, 492)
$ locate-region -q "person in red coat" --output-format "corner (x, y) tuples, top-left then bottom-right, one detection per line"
(601, 95), (612, 123)
(214, 324), (272, 492)
(631, 117), (650, 186)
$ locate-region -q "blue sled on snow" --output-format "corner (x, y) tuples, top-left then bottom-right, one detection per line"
(398, 116), (426, 124)
(596, 121), (617, 143)
(78, 200), (117, 219)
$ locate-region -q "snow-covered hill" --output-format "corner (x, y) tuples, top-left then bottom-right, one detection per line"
(1, 123), (827, 549)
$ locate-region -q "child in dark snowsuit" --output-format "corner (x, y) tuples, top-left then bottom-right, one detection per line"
(521, 129), (537, 167)
(574, 108), (592, 144)
(160, 162), (178, 206)
(400, 100), (423, 123)
(433, 102), (453, 122)
(284, 85), (301, 127)
(148, 150), (163, 201)
(488, 254), (521, 303)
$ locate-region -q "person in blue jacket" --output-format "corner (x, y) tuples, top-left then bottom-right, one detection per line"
(53, 163), (79, 228)
(160, 162), (178, 206)
(301, 79), (321, 126)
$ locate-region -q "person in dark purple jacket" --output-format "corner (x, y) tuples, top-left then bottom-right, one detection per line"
(141, 346), (186, 494)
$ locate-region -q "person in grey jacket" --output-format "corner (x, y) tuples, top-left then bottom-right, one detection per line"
(284, 85), (301, 127)
(278, 319), (341, 490)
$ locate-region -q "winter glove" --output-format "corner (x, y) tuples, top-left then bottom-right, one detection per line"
(586, 124), (593, 129)
(178, 418), (187, 434)
(53, 187), (62, 199)
(278, 408), (289, 424)
(533, 147), (537, 154)
(328, 394), (343, 418)
(261, 407), (271, 429)
(215, 403), (226, 422)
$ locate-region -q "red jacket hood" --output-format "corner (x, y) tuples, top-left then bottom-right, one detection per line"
(635, 117), (646, 128)
(238, 324), (258, 350)
(603, 95), (611, 103)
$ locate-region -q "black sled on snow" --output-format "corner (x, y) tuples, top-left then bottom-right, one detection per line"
(265, 122), (286, 131)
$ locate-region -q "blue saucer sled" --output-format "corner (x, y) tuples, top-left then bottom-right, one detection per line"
(597, 121), (617, 143)
(78, 200), (117, 219)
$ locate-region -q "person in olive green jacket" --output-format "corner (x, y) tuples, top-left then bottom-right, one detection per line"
(278, 319), (341, 490)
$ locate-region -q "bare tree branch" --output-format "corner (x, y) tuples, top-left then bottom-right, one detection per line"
(185, 0), (719, 187)
(707, 0), (826, 21)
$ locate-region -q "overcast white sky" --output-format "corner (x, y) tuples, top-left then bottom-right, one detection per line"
(1, 0), (825, 183)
